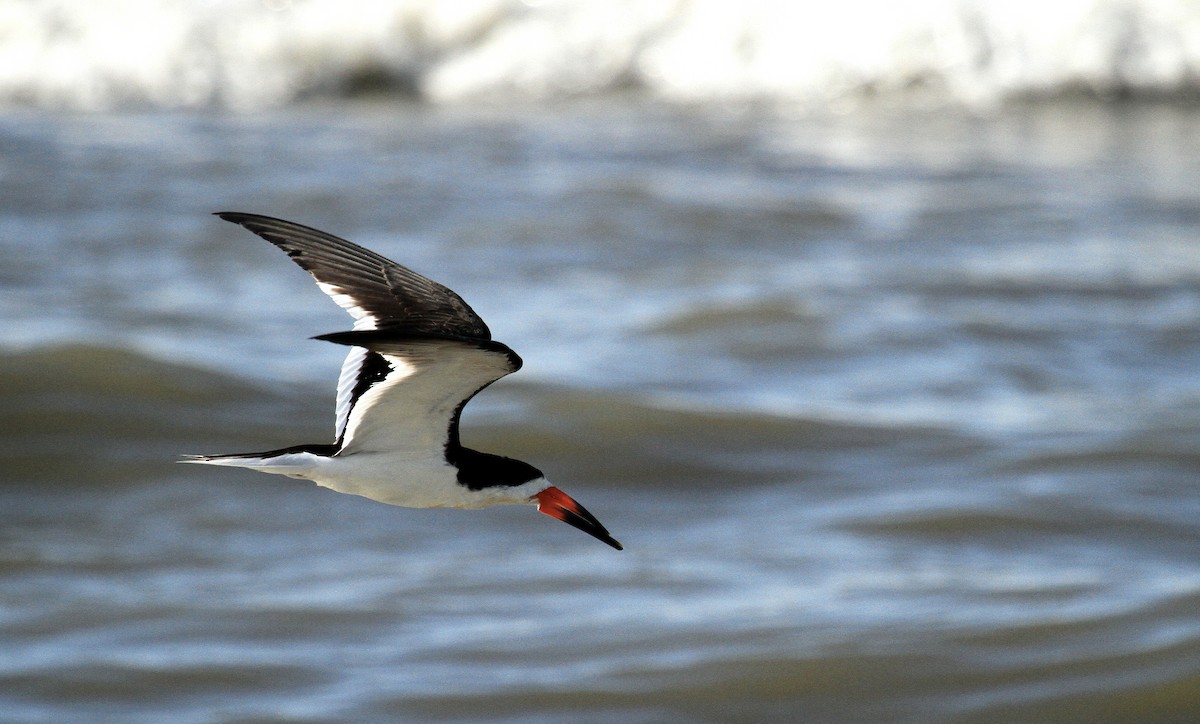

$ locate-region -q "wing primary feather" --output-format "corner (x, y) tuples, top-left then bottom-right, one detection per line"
(214, 212), (492, 340)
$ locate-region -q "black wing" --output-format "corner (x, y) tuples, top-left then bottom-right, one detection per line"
(215, 212), (491, 339)
(216, 212), (501, 446)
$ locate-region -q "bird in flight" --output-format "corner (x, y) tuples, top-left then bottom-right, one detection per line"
(184, 213), (622, 550)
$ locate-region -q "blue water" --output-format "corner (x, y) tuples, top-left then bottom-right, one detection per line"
(3, 99), (1200, 721)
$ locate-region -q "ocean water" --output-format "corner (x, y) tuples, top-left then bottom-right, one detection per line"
(4, 3), (1200, 722)
(5, 0), (1200, 110)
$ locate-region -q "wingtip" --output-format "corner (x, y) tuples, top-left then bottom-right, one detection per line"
(311, 330), (357, 346)
(213, 211), (253, 224)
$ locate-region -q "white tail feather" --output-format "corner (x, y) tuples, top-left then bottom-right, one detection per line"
(179, 452), (320, 479)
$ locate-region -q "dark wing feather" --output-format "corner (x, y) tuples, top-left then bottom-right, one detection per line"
(215, 212), (491, 339)
(216, 212), (502, 445)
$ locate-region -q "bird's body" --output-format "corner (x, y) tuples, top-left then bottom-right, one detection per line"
(193, 447), (547, 510)
(184, 213), (621, 550)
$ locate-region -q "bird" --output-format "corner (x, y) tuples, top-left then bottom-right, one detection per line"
(183, 212), (622, 550)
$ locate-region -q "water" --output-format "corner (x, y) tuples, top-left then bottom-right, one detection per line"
(2, 98), (1198, 722)
(3, 4), (1200, 720)
(4, 0), (1200, 110)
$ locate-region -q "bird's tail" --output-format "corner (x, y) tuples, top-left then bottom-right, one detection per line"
(179, 444), (334, 478)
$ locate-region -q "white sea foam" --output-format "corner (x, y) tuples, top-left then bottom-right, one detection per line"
(2, 0), (1199, 110)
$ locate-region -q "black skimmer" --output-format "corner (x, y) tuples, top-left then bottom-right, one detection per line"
(183, 213), (622, 550)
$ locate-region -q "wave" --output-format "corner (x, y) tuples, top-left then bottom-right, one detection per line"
(0, 344), (304, 486)
(3, 0), (1199, 110)
(0, 343), (977, 489)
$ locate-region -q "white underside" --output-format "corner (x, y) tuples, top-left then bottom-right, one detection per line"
(184, 452), (549, 510)
(191, 266), (536, 510)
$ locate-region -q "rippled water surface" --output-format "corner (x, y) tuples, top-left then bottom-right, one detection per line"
(3, 100), (1200, 721)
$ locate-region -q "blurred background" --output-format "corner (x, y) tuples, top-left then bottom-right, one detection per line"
(3, 1), (1200, 721)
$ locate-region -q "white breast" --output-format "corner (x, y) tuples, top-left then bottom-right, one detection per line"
(306, 453), (546, 510)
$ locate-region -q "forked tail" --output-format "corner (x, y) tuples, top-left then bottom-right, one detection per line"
(179, 444), (336, 478)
